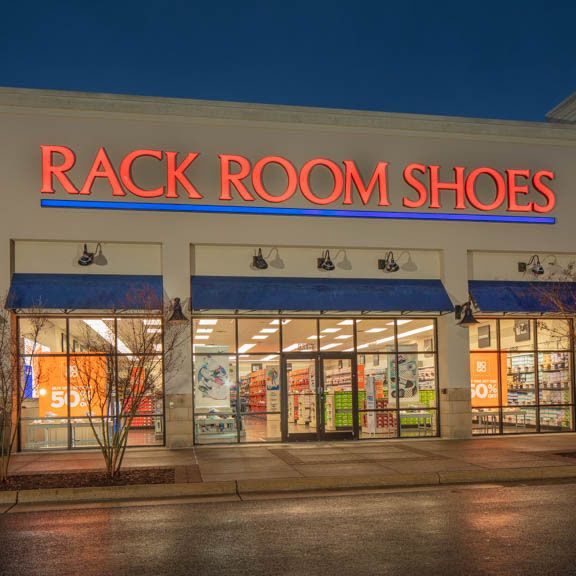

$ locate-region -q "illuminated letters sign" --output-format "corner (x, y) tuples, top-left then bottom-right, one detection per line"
(40, 145), (557, 224)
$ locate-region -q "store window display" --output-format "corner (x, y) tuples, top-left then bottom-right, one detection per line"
(470, 318), (574, 435)
(18, 316), (165, 450)
(192, 316), (439, 444)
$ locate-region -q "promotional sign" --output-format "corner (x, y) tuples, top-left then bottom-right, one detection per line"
(39, 145), (557, 224)
(36, 355), (107, 418)
(470, 353), (508, 407)
(194, 355), (232, 408)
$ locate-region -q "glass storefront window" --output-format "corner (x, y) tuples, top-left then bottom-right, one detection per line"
(469, 320), (498, 351)
(191, 315), (439, 444)
(397, 319), (436, 353)
(18, 315), (165, 450)
(537, 319), (570, 350)
(193, 318), (236, 353)
(282, 319), (318, 352)
(499, 319), (535, 351)
(319, 319), (354, 352)
(19, 317), (67, 355)
(238, 319), (280, 354)
(470, 318), (575, 435)
(356, 319), (394, 352)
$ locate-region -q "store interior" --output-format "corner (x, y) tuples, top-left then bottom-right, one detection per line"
(470, 318), (573, 435)
(19, 316), (164, 450)
(193, 316), (438, 444)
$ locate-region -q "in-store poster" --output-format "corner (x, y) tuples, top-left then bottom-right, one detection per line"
(195, 355), (232, 408)
(470, 353), (508, 407)
(35, 355), (107, 418)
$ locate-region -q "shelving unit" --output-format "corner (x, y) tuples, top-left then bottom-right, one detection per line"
(287, 367), (316, 429)
(323, 366), (354, 429)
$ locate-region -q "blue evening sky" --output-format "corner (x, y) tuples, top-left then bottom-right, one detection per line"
(1, 1), (574, 121)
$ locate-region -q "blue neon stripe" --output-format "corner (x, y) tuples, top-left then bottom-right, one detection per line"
(40, 199), (556, 224)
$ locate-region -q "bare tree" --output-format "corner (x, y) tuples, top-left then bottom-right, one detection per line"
(0, 301), (46, 483)
(73, 299), (189, 479)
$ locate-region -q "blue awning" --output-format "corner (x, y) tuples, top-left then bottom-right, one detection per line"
(469, 280), (576, 313)
(7, 274), (163, 310)
(191, 276), (453, 312)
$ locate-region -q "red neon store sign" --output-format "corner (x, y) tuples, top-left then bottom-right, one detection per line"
(40, 145), (556, 214)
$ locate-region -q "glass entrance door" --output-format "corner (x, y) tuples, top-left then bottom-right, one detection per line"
(321, 357), (355, 440)
(283, 354), (356, 441)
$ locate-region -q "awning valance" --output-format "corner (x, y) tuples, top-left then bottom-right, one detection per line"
(7, 273), (163, 310)
(191, 276), (453, 312)
(469, 280), (576, 313)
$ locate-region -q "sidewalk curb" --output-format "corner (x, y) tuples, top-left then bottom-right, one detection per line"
(16, 481), (237, 504)
(5, 465), (576, 506)
(0, 491), (18, 505)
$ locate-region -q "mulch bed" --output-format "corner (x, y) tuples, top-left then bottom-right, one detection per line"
(0, 467), (175, 491)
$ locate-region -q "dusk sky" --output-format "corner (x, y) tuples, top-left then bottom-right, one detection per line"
(1, 1), (574, 121)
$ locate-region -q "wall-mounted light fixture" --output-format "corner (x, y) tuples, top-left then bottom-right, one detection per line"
(168, 297), (188, 322)
(454, 301), (479, 327)
(78, 244), (94, 266)
(317, 250), (335, 271)
(518, 255), (544, 276)
(378, 251), (400, 273)
(252, 248), (269, 270)
(78, 243), (108, 267)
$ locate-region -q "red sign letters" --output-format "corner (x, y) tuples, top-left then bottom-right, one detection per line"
(40, 145), (556, 214)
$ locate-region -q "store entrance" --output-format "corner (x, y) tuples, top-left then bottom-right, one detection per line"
(283, 354), (357, 441)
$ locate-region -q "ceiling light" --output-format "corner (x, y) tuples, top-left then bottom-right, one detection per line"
(83, 319), (131, 354)
(307, 335), (325, 340)
(252, 335), (269, 340)
(271, 319), (291, 325)
(321, 328), (340, 333)
(143, 319), (162, 326)
(146, 328), (161, 334)
(335, 335), (352, 339)
(386, 320), (412, 326)
(260, 328), (278, 333)
(238, 343), (256, 353)
(357, 344), (369, 349)
(365, 328), (387, 333)
(195, 335), (210, 340)
(199, 319), (218, 325)
(320, 343), (342, 350)
(196, 328), (213, 333)
(261, 354), (279, 361)
(343, 348), (355, 352)
(283, 343), (300, 352)
(338, 320), (355, 325)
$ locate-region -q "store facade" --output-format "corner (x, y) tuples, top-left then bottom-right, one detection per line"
(1, 87), (576, 449)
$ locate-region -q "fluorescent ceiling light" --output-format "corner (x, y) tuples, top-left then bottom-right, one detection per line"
(386, 319), (412, 326)
(196, 328), (213, 334)
(195, 335), (210, 340)
(321, 328), (340, 333)
(261, 354), (279, 361)
(307, 335), (325, 340)
(335, 335), (352, 339)
(373, 324), (433, 345)
(238, 343), (256, 353)
(343, 347), (355, 352)
(83, 319), (131, 354)
(283, 343), (300, 352)
(337, 320), (354, 325)
(357, 344), (369, 349)
(154, 344), (163, 352)
(199, 319), (218, 325)
(143, 319), (162, 326)
(365, 328), (387, 333)
(270, 319), (291, 325)
(252, 335), (268, 340)
(320, 343), (342, 350)
(260, 328), (278, 333)
(146, 328), (161, 334)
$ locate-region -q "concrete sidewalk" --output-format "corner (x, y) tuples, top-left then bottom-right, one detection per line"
(8, 434), (576, 485)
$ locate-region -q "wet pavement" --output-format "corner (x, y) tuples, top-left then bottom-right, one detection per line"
(8, 433), (576, 483)
(1, 481), (576, 575)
